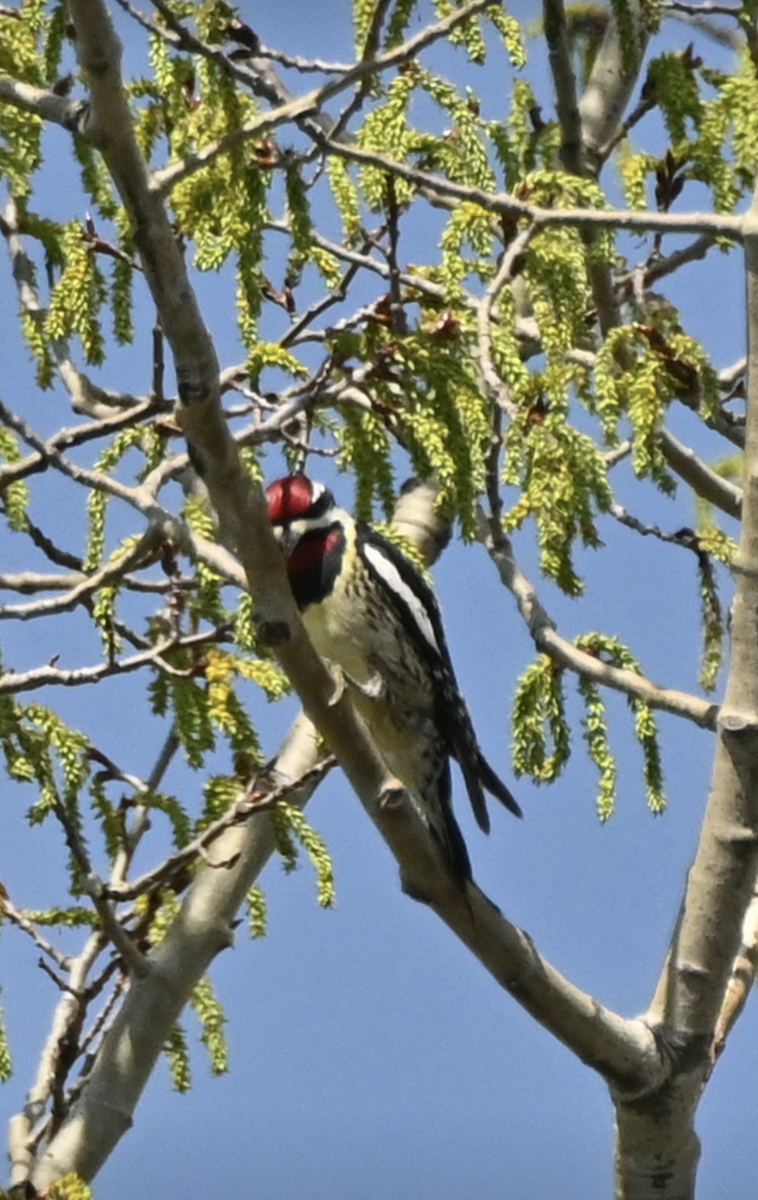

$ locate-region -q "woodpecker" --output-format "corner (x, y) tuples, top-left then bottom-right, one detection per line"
(266, 474), (521, 885)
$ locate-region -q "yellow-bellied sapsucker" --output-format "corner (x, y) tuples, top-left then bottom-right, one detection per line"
(266, 474), (521, 885)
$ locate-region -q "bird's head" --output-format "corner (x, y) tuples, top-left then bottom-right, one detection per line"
(265, 475), (346, 608)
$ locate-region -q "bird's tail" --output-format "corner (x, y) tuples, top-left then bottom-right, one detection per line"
(458, 747), (522, 835)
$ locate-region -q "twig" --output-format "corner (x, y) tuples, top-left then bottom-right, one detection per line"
(476, 226), (535, 417)
(477, 504), (719, 730)
(0, 526), (163, 621)
(8, 931), (107, 1185)
(0, 625), (232, 696)
(106, 755), (337, 902)
(543, 0), (583, 173)
(609, 504), (716, 553)
(659, 427), (742, 520)
(0, 894), (73, 970)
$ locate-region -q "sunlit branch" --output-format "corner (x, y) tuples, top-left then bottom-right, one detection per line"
(659, 427), (742, 520)
(0, 529), (161, 621)
(476, 226), (535, 417)
(8, 931), (107, 1186)
(0, 625), (231, 697)
(720, 356), (747, 386)
(477, 506), (719, 731)
(710, 887), (758, 1068)
(105, 755), (337, 903)
(321, 141), (745, 239)
(543, 0), (583, 173)
(0, 75), (86, 129)
(149, 0), (501, 194)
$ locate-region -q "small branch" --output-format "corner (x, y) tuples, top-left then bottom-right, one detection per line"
(22, 517), (82, 571)
(0, 398), (158, 489)
(0, 75), (86, 130)
(0, 526), (162, 621)
(244, 43), (354, 75)
(106, 755), (337, 902)
(660, 0), (740, 13)
(543, 0), (583, 173)
(80, 876), (148, 978)
(659, 427), (743, 520)
(710, 886), (758, 1069)
(637, 235), (717, 289)
(720, 356), (747, 387)
(604, 440), (633, 469)
(609, 504), (714, 550)
(477, 506), (719, 730)
(0, 625), (231, 696)
(9, 932), (107, 1186)
(0, 893), (73, 970)
(49, 800), (149, 979)
(476, 226), (535, 417)
(109, 727), (182, 888)
(322, 141), (745, 239)
(0, 394), (167, 518)
(279, 242), (368, 350)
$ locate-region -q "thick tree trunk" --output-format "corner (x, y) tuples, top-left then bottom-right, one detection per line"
(610, 193), (758, 1200)
(613, 1083), (701, 1200)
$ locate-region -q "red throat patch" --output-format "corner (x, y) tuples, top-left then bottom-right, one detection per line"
(287, 528), (341, 576)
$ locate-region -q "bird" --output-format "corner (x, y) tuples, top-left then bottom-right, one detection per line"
(265, 473), (521, 885)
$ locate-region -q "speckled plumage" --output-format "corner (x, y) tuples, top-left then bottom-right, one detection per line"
(266, 475), (521, 884)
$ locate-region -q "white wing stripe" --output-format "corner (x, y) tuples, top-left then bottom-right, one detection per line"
(363, 542), (441, 655)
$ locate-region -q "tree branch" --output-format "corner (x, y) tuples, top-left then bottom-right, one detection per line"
(322, 140), (745, 238)
(477, 507), (718, 730)
(0, 75), (86, 130)
(659, 427), (743, 520)
(578, 0), (651, 170)
(628, 170), (758, 1200)
(0, 626), (230, 697)
(543, 0), (583, 173)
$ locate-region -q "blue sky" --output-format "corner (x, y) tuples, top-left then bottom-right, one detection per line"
(1, 2), (756, 1198)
